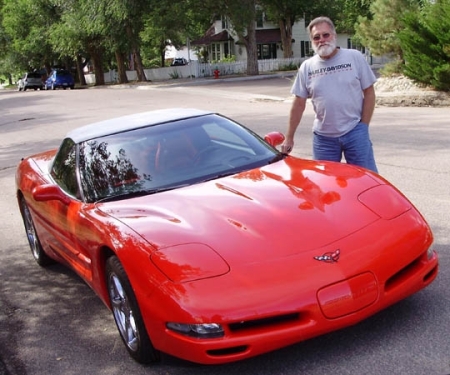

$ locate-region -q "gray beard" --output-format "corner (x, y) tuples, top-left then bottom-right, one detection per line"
(313, 42), (337, 58)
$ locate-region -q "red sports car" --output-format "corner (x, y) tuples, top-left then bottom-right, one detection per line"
(16, 108), (438, 365)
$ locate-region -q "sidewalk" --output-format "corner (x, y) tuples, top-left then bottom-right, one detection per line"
(100, 71), (297, 89)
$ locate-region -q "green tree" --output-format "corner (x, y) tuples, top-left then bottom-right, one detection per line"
(107, 0), (152, 82)
(399, 0), (450, 91)
(1, 0), (58, 73)
(333, 0), (372, 33)
(47, 1), (88, 85)
(140, 1), (210, 68)
(191, 0), (259, 75)
(0, 0), (15, 84)
(355, 0), (421, 63)
(260, 0), (309, 58)
(228, 0), (259, 75)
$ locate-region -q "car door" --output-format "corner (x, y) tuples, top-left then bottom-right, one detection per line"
(38, 138), (97, 282)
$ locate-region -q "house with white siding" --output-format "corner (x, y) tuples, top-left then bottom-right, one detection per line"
(192, 12), (356, 63)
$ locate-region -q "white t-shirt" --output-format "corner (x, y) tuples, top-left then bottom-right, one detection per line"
(291, 48), (377, 137)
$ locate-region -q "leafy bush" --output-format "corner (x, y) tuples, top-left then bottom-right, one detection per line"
(379, 60), (404, 76)
(169, 70), (180, 79)
(399, 1), (450, 91)
(278, 63), (298, 71)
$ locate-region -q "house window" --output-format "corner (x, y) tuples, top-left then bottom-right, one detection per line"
(211, 43), (222, 61)
(224, 42), (229, 58)
(301, 41), (312, 57)
(257, 44), (276, 59)
(222, 16), (229, 30)
(256, 9), (264, 28)
(347, 38), (365, 53)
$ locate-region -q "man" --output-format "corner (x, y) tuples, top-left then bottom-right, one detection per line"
(282, 16), (378, 173)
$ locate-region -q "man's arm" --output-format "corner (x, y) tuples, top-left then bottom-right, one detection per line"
(361, 85), (376, 125)
(282, 95), (307, 153)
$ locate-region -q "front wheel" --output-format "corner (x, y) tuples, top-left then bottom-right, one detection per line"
(19, 196), (54, 266)
(106, 256), (160, 364)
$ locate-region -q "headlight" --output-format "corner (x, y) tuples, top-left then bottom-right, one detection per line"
(166, 322), (224, 338)
(151, 243), (229, 283)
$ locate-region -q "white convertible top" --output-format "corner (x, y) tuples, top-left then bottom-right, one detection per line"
(66, 108), (213, 143)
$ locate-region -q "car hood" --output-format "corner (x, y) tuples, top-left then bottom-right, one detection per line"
(99, 158), (383, 263)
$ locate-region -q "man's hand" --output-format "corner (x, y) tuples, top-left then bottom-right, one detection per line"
(281, 140), (294, 154)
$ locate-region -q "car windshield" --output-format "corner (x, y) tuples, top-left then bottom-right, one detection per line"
(78, 114), (280, 202)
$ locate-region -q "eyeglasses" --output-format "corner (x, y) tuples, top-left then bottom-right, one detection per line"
(312, 33), (331, 41)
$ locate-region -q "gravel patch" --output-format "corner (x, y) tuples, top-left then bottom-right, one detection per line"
(375, 75), (450, 107)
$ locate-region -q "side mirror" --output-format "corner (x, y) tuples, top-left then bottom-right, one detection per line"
(32, 184), (71, 205)
(264, 132), (285, 147)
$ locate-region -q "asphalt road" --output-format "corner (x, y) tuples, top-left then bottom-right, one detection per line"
(0, 77), (449, 375)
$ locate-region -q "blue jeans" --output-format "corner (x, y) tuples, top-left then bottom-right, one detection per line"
(313, 122), (378, 173)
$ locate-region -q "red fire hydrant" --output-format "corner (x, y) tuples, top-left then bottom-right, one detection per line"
(213, 69), (220, 79)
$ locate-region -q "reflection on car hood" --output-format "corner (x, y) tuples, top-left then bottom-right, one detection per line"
(99, 158), (381, 261)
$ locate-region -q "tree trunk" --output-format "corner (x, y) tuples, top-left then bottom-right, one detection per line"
(279, 19), (293, 58)
(245, 17), (259, 76)
(88, 43), (105, 86)
(126, 24), (147, 82)
(160, 39), (167, 67)
(133, 48), (147, 81)
(76, 54), (87, 86)
(160, 49), (166, 67)
(115, 50), (129, 84)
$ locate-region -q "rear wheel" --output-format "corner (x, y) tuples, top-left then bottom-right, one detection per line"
(19, 196), (54, 266)
(106, 256), (160, 364)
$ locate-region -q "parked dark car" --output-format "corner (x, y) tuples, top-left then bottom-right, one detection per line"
(17, 72), (44, 91)
(171, 58), (188, 66)
(44, 69), (75, 90)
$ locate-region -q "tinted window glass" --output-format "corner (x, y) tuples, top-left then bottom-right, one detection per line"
(51, 138), (80, 198)
(56, 70), (71, 76)
(78, 114), (277, 202)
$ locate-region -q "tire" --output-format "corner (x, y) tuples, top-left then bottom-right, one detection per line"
(106, 256), (160, 364)
(19, 196), (54, 267)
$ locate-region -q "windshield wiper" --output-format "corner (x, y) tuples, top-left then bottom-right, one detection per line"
(268, 153), (287, 164)
(199, 171), (237, 183)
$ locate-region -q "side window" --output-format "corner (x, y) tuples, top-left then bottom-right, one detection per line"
(51, 138), (80, 198)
